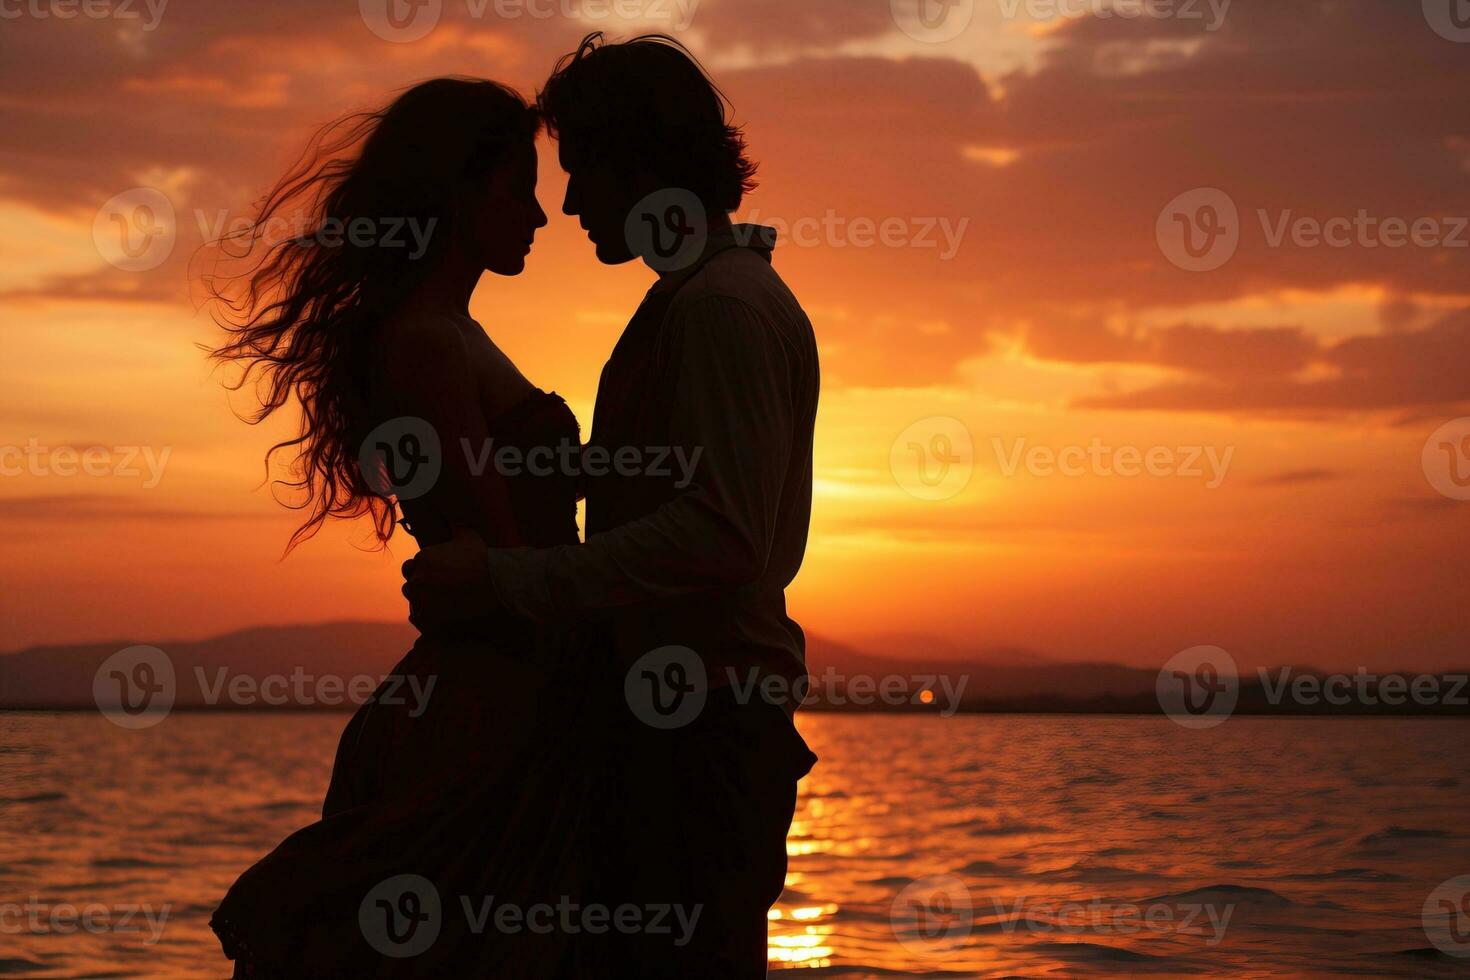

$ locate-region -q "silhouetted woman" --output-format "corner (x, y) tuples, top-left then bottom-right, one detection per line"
(206, 77), (607, 977)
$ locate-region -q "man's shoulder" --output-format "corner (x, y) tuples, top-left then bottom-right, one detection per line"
(669, 246), (811, 336)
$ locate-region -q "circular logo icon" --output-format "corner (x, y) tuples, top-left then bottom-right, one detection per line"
(93, 188), (176, 273)
(891, 0), (975, 43)
(1425, 875), (1470, 957)
(1156, 188), (1240, 272)
(1424, 0), (1470, 42)
(93, 645), (175, 729)
(624, 188), (707, 272)
(359, 0), (442, 42)
(891, 874), (973, 954)
(1157, 645), (1239, 729)
(624, 646), (707, 729)
(360, 874), (441, 958)
(891, 416), (974, 501)
(1422, 417), (1470, 501)
(359, 417), (442, 502)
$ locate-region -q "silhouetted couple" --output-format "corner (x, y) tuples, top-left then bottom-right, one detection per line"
(209, 32), (818, 978)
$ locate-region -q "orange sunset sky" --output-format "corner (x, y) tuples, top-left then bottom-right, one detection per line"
(3, 0), (1469, 670)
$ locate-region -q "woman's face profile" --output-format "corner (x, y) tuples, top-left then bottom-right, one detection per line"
(462, 139), (548, 278)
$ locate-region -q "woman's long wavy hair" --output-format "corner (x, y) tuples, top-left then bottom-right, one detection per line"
(207, 78), (540, 552)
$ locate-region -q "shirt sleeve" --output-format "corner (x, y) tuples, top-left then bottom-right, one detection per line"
(482, 294), (795, 621)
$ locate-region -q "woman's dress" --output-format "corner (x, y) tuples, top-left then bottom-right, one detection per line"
(211, 390), (618, 978)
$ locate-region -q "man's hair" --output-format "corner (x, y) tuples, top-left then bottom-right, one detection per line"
(539, 32), (757, 213)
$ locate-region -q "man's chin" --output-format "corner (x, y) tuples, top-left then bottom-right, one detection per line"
(593, 238), (637, 265)
(487, 257), (527, 277)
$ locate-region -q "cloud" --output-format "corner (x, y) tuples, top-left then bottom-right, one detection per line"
(0, 493), (265, 522)
(1025, 318), (1317, 379)
(688, 0), (898, 51)
(4, 0), (1469, 397)
(709, 2), (1470, 386)
(1076, 308), (1470, 412)
(1252, 468), (1341, 487)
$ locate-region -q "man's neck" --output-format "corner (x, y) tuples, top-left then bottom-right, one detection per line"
(650, 211), (734, 281)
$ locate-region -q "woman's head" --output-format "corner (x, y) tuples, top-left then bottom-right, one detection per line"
(209, 77), (543, 550)
(349, 77), (547, 278)
(302, 76), (545, 285)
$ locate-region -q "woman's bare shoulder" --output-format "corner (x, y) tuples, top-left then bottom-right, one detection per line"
(378, 310), (472, 359)
(379, 310), (535, 413)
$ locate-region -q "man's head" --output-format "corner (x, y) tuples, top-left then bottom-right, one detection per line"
(539, 32), (756, 265)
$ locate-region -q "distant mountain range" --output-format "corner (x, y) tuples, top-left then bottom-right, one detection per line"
(1, 621), (1466, 715)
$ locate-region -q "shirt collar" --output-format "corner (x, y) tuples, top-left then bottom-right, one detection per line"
(648, 223), (778, 296)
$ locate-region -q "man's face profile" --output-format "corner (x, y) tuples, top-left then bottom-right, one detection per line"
(557, 133), (647, 266)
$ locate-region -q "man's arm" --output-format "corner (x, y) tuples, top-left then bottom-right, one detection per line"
(405, 294), (797, 626)
(494, 294), (796, 620)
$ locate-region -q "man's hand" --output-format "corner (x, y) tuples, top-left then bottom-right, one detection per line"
(401, 525), (497, 632)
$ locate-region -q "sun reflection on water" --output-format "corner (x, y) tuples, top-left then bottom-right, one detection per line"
(0, 714), (1466, 978)
(767, 904), (838, 967)
(761, 715), (1470, 976)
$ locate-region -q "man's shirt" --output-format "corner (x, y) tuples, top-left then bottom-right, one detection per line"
(483, 224), (819, 700)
